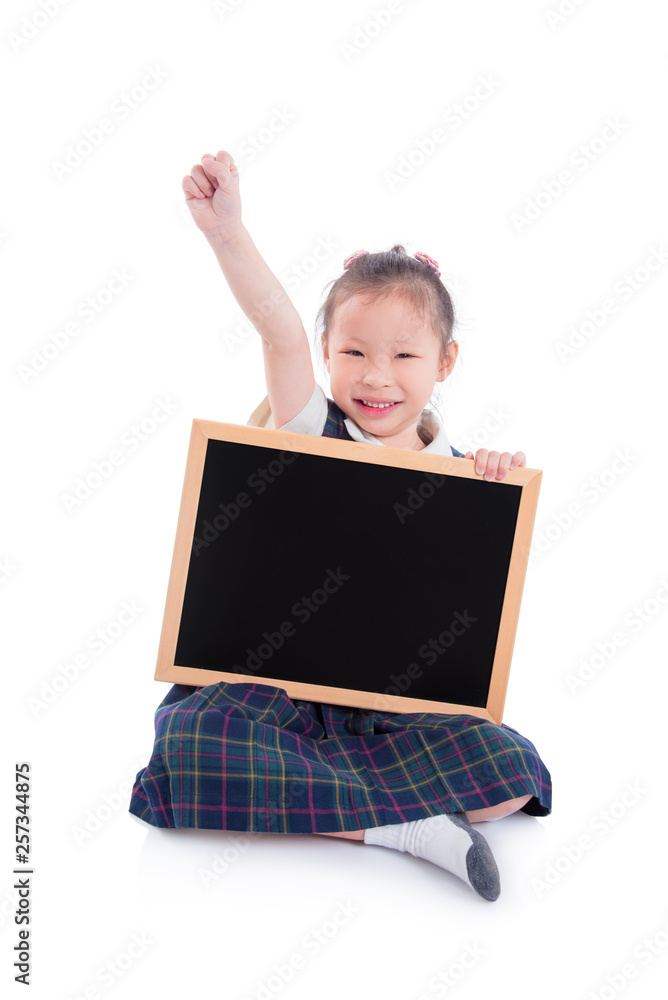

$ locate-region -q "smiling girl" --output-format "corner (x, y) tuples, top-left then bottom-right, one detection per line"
(128, 149), (551, 903)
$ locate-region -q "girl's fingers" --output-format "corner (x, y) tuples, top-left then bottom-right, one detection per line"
(200, 154), (219, 183)
(459, 449), (528, 480)
(215, 150), (236, 171)
(210, 151), (238, 184)
(190, 163), (217, 196)
(473, 448), (527, 480)
(202, 151), (236, 176)
(474, 449), (488, 476)
(182, 175), (206, 200)
(182, 153), (238, 203)
(494, 452), (513, 481)
(200, 153), (238, 193)
(483, 450), (501, 481)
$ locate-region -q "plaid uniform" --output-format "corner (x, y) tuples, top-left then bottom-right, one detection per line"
(129, 398), (551, 831)
(323, 397), (356, 440)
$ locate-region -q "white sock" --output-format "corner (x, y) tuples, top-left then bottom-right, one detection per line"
(363, 812), (500, 901)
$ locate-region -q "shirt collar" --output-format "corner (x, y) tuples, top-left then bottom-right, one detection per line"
(343, 407), (453, 456)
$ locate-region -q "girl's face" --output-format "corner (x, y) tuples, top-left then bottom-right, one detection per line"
(322, 292), (457, 450)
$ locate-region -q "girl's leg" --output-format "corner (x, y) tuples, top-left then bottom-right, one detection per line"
(315, 830), (365, 840)
(465, 794), (532, 823)
(314, 794), (532, 838)
(312, 794), (532, 900)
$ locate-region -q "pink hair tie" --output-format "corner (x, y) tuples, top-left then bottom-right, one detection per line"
(414, 251), (441, 277)
(343, 249), (370, 269)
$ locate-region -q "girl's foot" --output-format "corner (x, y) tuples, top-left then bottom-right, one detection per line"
(363, 812), (500, 901)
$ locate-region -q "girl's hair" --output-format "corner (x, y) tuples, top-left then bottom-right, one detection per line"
(314, 244), (458, 420)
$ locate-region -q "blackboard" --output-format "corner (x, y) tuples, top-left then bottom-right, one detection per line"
(155, 418), (542, 723)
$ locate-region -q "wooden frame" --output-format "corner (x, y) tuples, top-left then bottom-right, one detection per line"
(154, 410), (542, 724)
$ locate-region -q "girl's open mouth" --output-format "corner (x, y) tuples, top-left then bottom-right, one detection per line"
(355, 399), (401, 417)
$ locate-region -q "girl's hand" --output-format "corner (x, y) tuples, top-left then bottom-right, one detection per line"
(464, 449), (526, 481)
(182, 150), (243, 243)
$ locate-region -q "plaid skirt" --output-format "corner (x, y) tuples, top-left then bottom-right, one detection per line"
(129, 681), (552, 833)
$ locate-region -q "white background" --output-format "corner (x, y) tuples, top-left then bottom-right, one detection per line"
(3, 0), (667, 997)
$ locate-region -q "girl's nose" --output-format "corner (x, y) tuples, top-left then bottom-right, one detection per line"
(362, 363), (392, 386)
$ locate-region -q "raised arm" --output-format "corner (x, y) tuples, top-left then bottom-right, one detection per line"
(182, 150), (316, 428)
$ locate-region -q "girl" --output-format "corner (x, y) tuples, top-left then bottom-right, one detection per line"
(129, 150), (551, 903)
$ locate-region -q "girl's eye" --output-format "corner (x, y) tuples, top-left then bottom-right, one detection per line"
(343, 351), (414, 358)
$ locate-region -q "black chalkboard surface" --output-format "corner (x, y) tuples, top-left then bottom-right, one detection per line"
(155, 419), (542, 723)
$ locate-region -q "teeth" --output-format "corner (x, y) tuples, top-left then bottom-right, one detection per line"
(361, 399), (395, 408)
